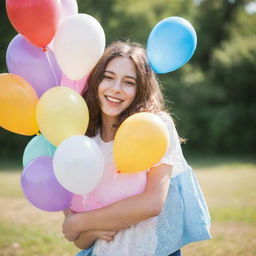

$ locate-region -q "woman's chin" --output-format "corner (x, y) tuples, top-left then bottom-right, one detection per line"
(101, 110), (122, 119)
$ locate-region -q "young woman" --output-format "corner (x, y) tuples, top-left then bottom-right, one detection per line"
(62, 41), (211, 256)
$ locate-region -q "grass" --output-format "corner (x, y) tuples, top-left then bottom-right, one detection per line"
(0, 157), (256, 256)
(182, 159), (256, 256)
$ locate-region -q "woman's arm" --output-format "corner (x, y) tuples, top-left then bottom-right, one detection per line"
(73, 230), (96, 250)
(63, 164), (172, 241)
(73, 230), (118, 250)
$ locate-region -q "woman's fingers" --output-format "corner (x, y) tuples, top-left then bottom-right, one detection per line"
(102, 235), (114, 242)
(63, 209), (69, 217)
(63, 208), (75, 217)
(106, 230), (118, 236)
(96, 230), (119, 242)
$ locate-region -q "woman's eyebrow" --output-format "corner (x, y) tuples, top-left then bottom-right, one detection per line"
(125, 75), (136, 81)
(105, 70), (136, 80)
(105, 70), (115, 74)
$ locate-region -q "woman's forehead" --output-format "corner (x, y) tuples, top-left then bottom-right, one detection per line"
(105, 56), (137, 78)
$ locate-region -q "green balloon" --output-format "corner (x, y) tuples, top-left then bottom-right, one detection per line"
(23, 134), (56, 167)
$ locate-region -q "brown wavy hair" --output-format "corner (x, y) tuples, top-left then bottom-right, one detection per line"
(82, 41), (169, 137)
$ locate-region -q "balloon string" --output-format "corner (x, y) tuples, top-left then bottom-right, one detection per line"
(44, 48), (59, 86)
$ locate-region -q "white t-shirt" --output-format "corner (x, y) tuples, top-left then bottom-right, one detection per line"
(87, 113), (187, 256)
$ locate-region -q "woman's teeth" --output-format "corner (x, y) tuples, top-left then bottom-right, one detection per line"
(105, 96), (123, 103)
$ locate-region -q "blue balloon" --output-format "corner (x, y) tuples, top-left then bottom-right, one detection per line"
(147, 17), (197, 74)
(23, 135), (56, 167)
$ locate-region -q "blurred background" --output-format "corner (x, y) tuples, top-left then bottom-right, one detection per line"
(0, 0), (256, 256)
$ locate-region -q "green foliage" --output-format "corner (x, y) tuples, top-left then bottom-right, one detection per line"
(209, 34), (256, 152)
(0, 1), (16, 73)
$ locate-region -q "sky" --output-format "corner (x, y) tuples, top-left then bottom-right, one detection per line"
(245, 1), (256, 14)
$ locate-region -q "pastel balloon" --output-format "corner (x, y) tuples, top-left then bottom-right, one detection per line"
(70, 193), (102, 212)
(6, 0), (62, 48)
(70, 194), (87, 213)
(92, 170), (147, 207)
(21, 156), (72, 211)
(61, 0), (78, 21)
(61, 73), (88, 94)
(70, 172), (147, 212)
(53, 135), (104, 195)
(6, 34), (61, 97)
(147, 17), (197, 74)
(46, 0), (79, 53)
(0, 73), (38, 135)
(36, 86), (89, 146)
(113, 113), (170, 173)
(23, 134), (56, 167)
(54, 13), (105, 80)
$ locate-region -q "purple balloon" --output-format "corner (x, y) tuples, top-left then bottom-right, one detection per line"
(6, 34), (61, 97)
(61, 0), (78, 20)
(21, 156), (72, 212)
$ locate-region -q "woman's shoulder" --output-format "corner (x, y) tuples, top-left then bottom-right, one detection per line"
(155, 111), (174, 124)
(155, 111), (176, 134)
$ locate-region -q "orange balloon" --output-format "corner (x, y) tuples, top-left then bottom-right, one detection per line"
(0, 73), (39, 135)
(113, 112), (170, 173)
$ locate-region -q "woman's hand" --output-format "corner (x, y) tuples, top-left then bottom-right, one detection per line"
(62, 209), (81, 241)
(62, 209), (119, 243)
(91, 230), (118, 242)
(73, 229), (119, 250)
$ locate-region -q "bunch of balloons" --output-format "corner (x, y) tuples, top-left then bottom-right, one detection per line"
(1, 0), (106, 212)
(1, 0), (197, 212)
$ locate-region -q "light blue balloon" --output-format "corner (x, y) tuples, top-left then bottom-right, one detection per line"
(147, 16), (197, 74)
(23, 135), (56, 167)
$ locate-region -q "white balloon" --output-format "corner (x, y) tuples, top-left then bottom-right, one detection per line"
(54, 13), (105, 80)
(53, 135), (104, 194)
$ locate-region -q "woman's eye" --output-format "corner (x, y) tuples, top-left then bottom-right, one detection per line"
(125, 81), (136, 86)
(104, 75), (113, 80)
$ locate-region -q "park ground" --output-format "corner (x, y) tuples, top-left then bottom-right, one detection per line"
(0, 155), (255, 256)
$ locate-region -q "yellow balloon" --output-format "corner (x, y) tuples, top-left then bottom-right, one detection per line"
(36, 87), (89, 146)
(0, 73), (39, 135)
(113, 112), (170, 173)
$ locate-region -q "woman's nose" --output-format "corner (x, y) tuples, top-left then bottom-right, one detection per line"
(111, 80), (122, 92)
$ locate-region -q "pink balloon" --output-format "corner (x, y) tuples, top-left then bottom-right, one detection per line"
(70, 194), (87, 213)
(92, 171), (147, 207)
(61, 73), (88, 94)
(61, 0), (78, 21)
(70, 193), (102, 213)
(70, 165), (147, 213)
(70, 167), (147, 212)
(46, 0), (78, 51)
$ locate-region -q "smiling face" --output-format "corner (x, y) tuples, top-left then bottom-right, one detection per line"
(98, 56), (137, 122)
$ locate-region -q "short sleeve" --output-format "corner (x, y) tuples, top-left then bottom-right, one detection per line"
(153, 112), (186, 177)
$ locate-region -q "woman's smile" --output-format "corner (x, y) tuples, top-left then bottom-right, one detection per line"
(104, 95), (124, 104)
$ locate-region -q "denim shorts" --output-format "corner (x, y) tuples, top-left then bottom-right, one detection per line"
(169, 250), (182, 256)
